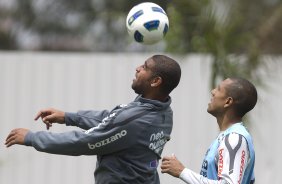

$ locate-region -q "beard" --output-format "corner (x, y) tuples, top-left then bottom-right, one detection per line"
(131, 80), (142, 95)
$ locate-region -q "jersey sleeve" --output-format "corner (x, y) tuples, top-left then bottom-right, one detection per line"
(179, 133), (250, 184)
(217, 133), (250, 184)
(65, 110), (109, 130)
(24, 107), (149, 156)
(180, 168), (219, 184)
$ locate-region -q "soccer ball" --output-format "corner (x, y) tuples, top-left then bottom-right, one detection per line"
(126, 2), (169, 45)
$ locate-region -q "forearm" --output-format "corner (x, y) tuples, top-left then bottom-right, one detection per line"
(65, 110), (109, 130)
(24, 131), (91, 156)
(180, 168), (221, 184)
(24, 123), (136, 156)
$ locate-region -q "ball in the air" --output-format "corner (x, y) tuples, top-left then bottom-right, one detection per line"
(126, 2), (169, 45)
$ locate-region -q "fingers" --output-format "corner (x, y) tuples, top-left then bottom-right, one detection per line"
(34, 108), (63, 122)
(161, 159), (172, 174)
(161, 156), (172, 170)
(34, 109), (52, 121)
(34, 108), (65, 130)
(161, 168), (169, 173)
(42, 113), (56, 122)
(42, 114), (57, 130)
(34, 109), (55, 130)
(161, 162), (169, 169)
(5, 129), (20, 147)
(162, 156), (171, 161)
(5, 134), (16, 147)
(34, 111), (43, 120)
(161, 160), (171, 170)
(5, 128), (29, 148)
(162, 154), (176, 162)
(46, 122), (52, 130)
(161, 154), (182, 176)
(5, 129), (16, 141)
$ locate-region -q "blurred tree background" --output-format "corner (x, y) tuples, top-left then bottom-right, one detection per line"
(0, 0), (168, 51)
(0, 0), (281, 87)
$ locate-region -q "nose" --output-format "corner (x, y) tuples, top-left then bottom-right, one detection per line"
(136, 65), (141, 72)
(211, 88), (215, 95)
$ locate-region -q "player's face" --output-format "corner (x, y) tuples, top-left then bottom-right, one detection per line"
(132, 58), (155, 95)
(207, 79), (232, 116)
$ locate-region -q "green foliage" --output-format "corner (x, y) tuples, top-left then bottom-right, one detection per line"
(165, 0), (281, 88)
(0, 0), (281, 56)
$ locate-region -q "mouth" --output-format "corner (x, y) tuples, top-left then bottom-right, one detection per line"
(132, 75), (137, 82)
(208, 97), (213, 104)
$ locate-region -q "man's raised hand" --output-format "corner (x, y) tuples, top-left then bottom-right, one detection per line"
(34, 108), (65, 130)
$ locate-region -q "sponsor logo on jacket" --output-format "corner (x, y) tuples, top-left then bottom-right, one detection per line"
(238, 150), (245, 184)
(218, 148), (224, 177)
(88, 130), (127, 150)
(149, 131), (167, 154)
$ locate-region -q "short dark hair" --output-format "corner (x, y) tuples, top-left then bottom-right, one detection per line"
(226, 77), (257, 117)
(151, 55), (181, 95)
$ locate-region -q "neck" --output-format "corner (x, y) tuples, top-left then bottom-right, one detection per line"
(142, 93), (168, 102)
(216, 114), (242, 131)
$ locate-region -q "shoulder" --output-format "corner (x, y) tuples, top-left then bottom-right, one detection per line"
(112, 103), (152, 124)
(219, 132), (248, 152)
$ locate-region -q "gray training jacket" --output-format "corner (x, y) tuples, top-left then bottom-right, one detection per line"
(24, 95), (173, 184)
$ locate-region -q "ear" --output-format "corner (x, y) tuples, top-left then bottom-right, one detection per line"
(224, 97), (233, 108)
(151, 76), (162, 87)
